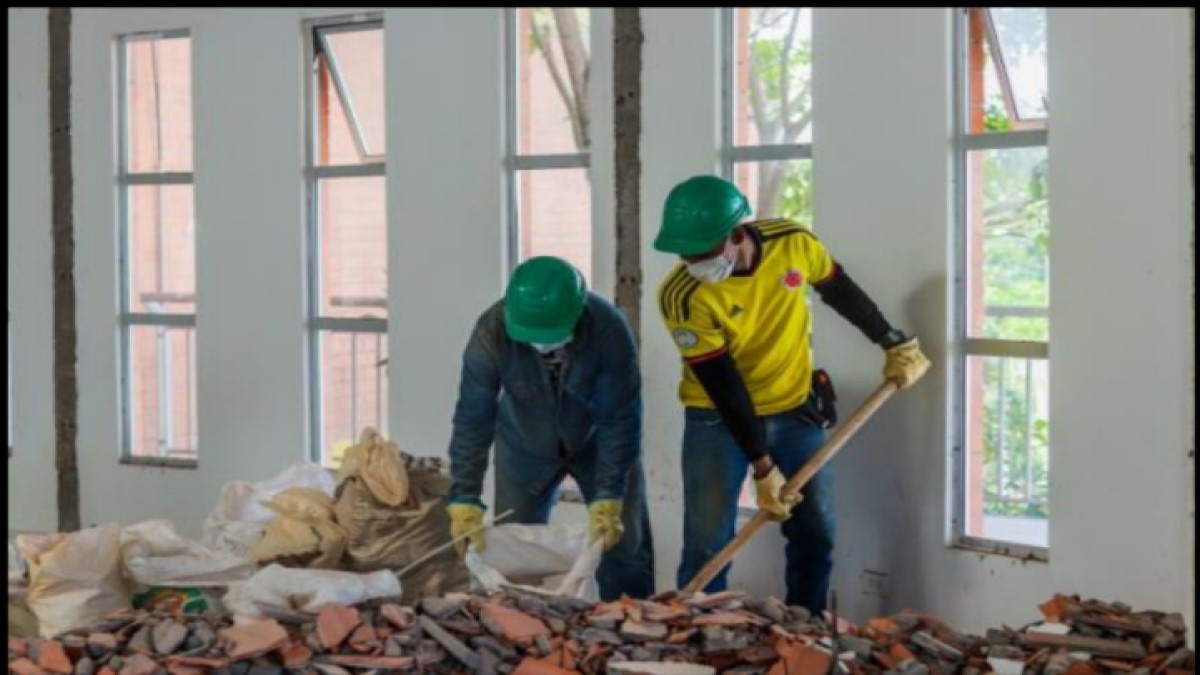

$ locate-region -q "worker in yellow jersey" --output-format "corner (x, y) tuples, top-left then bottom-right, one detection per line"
(653, 175), (930, 613)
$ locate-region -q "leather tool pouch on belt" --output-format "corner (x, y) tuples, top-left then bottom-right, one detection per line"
(799, 369), (838, 429)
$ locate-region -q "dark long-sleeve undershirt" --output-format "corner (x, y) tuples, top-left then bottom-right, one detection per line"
(688, 353), (768, 464)
(812, 262), (896, 345)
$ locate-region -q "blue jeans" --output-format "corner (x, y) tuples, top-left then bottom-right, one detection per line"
(676, 406), (834, 613)
(493, 453), (656, 602)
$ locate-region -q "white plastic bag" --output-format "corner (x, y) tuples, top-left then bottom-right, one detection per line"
(202, 462), (336, 556)
(464, 523), (602, 601)
(222, 564), (401, 618)
(9, 536), (26, 585)
(17, 523), (131, 637)
(120, 519), (257, 588)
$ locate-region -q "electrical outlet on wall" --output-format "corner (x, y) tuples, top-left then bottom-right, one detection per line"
(860, 569), (891, 599)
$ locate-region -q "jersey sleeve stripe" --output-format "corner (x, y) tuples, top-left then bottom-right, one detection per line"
(658, 268), (693, 322)
(667, 276), (700, 324)
(674, 278), (701, 321)
(684, 346), (729, 365)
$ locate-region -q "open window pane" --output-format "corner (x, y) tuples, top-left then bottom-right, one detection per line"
(968, 8), (1047, 133)
(124, 36), (192, 173)
(318, 330), (388, 468)
(732, 7), (813, 147)
(317, 176), (387, 319)
(516, 7), (591, 155)
(989, 8), (1048, 122)
(732, 160), (812, 224)
(517, 168), (592, 283)
(315, 25), (385, 166)
(128, 184), (195, 314)
(128, 325), (197, 460)
(964, 355), (1049, 548)
(966, 147), (1049, 341)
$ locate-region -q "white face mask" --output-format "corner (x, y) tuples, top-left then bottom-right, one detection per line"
(686, 250), (736, 284)
(531, 336), (572, 354)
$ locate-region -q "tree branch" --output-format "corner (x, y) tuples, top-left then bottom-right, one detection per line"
(531, 19), (581, 150)
(552, 7), (590, 150)
(778, 8), (801, 139)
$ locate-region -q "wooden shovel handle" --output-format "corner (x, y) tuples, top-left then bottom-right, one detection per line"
(681, 380), (900, 594)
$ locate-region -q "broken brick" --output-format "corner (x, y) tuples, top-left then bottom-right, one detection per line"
(770, 639), (832, 675)
(279, 644), (312, 669)
(315, 604), (362, 650)
(9, 658), (48, 675)
(216, 619), (288, 661)
(480, 602), (551, 644)
(35, 641), (72, 675)
(510, 656), (577, 675)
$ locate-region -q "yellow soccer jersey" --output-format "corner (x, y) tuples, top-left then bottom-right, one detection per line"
(657, 219), (837, 415)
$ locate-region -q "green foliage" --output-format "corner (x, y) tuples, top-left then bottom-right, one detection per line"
(776, 162), (812, 223)
(984, 100), (1013, 133)
(977, 143), (1051, 519)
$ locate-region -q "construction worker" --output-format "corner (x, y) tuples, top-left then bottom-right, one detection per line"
(653, 175), (931, 613)
(444, 256), (655, 600)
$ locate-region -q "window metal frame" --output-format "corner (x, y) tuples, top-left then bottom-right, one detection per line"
(502, 7), (592, 278)
(720, 7), (814, 180)
(303, 13), (388, 464)
(116, 29), (198, 468)
(949, 7), (1050, 561)
(720, 7), (815, 515)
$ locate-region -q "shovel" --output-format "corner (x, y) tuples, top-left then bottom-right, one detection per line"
(681, 380), (899, 594)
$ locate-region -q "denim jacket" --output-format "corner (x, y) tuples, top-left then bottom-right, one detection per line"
(447, 293), (643, 503)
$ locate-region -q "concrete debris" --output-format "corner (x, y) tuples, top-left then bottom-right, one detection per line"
(7, 592), (1194, 674)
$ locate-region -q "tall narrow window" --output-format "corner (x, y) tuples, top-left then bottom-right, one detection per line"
(117, 31), (197, 466)
(505, 8), (593, 282)
(723, 8), (814, 509)
(305, 17), (387, 467)
(952, 8), (1050, 556)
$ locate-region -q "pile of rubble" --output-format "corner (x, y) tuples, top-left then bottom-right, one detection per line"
(7, 589), (1194, 675)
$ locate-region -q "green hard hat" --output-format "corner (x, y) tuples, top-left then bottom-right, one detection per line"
(654, 175), (752, 255)
(504, 256), (587, 344)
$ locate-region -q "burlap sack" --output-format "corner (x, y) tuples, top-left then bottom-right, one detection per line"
(333, 430), (468, 602)
(250, 487), (347, 569)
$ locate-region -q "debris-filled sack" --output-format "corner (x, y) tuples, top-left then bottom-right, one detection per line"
(221, 564), (402, 618)
(16, 523), (131, 638)
(202, 461), (337, 557)
(119, 519), (256, 589)
(250, 487), (348, 570)
(466, 523), (604, 601)
(8, 590), (1193, 675)
(333, 428), (470, 602)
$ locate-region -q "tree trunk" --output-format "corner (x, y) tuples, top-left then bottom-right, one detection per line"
(49, 7), (81, 533)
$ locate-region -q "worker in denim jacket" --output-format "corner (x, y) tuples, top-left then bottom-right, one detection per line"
(445, 256), (655, 600)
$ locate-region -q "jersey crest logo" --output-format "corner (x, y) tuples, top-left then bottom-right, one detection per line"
(672, 328), (699, 349)
(782, 268), (804, 290)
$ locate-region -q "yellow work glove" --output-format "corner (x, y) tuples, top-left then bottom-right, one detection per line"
(446, 502), (486, 556)
(587, 499), (624, 551)
(884, 337), (932, 389)
(754, 466), (799, 522)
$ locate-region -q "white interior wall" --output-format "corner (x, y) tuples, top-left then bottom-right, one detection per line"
(8, 8), (58, 533)
(6, 8), (1193, 638)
